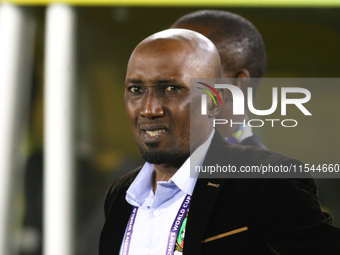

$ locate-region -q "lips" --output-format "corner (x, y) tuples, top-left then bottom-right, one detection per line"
(145, 129), (166, 137)
(138, 124), (168, 141)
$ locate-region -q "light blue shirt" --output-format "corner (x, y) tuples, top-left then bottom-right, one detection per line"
(119, 129), (215, 255)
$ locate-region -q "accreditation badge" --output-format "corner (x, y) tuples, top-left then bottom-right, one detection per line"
(174, 211), (189, 254)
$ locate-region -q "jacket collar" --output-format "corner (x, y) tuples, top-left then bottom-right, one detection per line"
(184, 130), (233, 255)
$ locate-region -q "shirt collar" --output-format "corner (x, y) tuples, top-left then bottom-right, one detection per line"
(125, 163), (154, 206)
(126, 129), (215, 207)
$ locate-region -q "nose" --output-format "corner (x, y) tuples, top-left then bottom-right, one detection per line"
(140, 91), (164, 119)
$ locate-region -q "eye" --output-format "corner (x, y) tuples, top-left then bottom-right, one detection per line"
(128, 86), (144, 94)
(164, 85), (179, 92)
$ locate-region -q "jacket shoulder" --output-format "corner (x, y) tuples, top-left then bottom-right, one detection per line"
(209, 129), (298, 166)
(104, 166), (142, 218)
(240, 133), (267, 150)
(231, 143), (297, 165)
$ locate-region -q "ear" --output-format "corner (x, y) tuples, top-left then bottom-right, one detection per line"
(207, 88), (225, 117)
(234, 69), (250, 93)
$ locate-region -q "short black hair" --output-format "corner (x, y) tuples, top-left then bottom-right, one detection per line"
(172, 10), (266, 84)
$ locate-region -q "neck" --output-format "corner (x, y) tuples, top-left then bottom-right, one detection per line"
(152, 154), (188, 193)
(152, 165), (177, 193)
(151, 128), (213, 193)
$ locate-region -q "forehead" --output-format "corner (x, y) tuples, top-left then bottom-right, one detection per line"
(126, 41), (201, 83)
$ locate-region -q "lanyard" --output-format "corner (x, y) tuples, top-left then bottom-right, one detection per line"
(121, 194), (191, 255)
(227, 124), (244, 144)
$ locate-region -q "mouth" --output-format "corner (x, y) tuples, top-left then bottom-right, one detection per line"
(142, 129), (167, 142)
(145, 129), (166, 137)
(139, 124), (168, 142)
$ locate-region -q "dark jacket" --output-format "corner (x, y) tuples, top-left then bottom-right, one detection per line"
(99, 131), (340, 255)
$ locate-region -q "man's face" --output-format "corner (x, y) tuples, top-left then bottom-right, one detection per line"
(125, 40), (211, 165)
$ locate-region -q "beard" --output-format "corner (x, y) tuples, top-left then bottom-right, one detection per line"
(138, 142), (189, 165)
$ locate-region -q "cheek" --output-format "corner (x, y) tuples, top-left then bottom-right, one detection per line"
(189, 93), (209, 124)
(125, 100), (139, 125)
(173, 99), (191, 125)
(216, 101), (233, 119)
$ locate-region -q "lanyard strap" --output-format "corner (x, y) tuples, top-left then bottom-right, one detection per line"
(122, 194), (191, 255)
(227, 123), (244, 144)
(121, 207), (138, 255)
(166, 194), (191, 254)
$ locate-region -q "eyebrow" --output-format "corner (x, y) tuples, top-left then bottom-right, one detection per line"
(125, 78), (179, 85)
(157, 79), (178, 84)
(125, 79), (143, 85)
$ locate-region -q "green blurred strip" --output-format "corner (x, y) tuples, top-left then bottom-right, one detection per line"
(3, 0), (340, 6)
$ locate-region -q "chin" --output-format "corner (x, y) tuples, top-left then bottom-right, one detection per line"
(138, 145), (182, 165)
